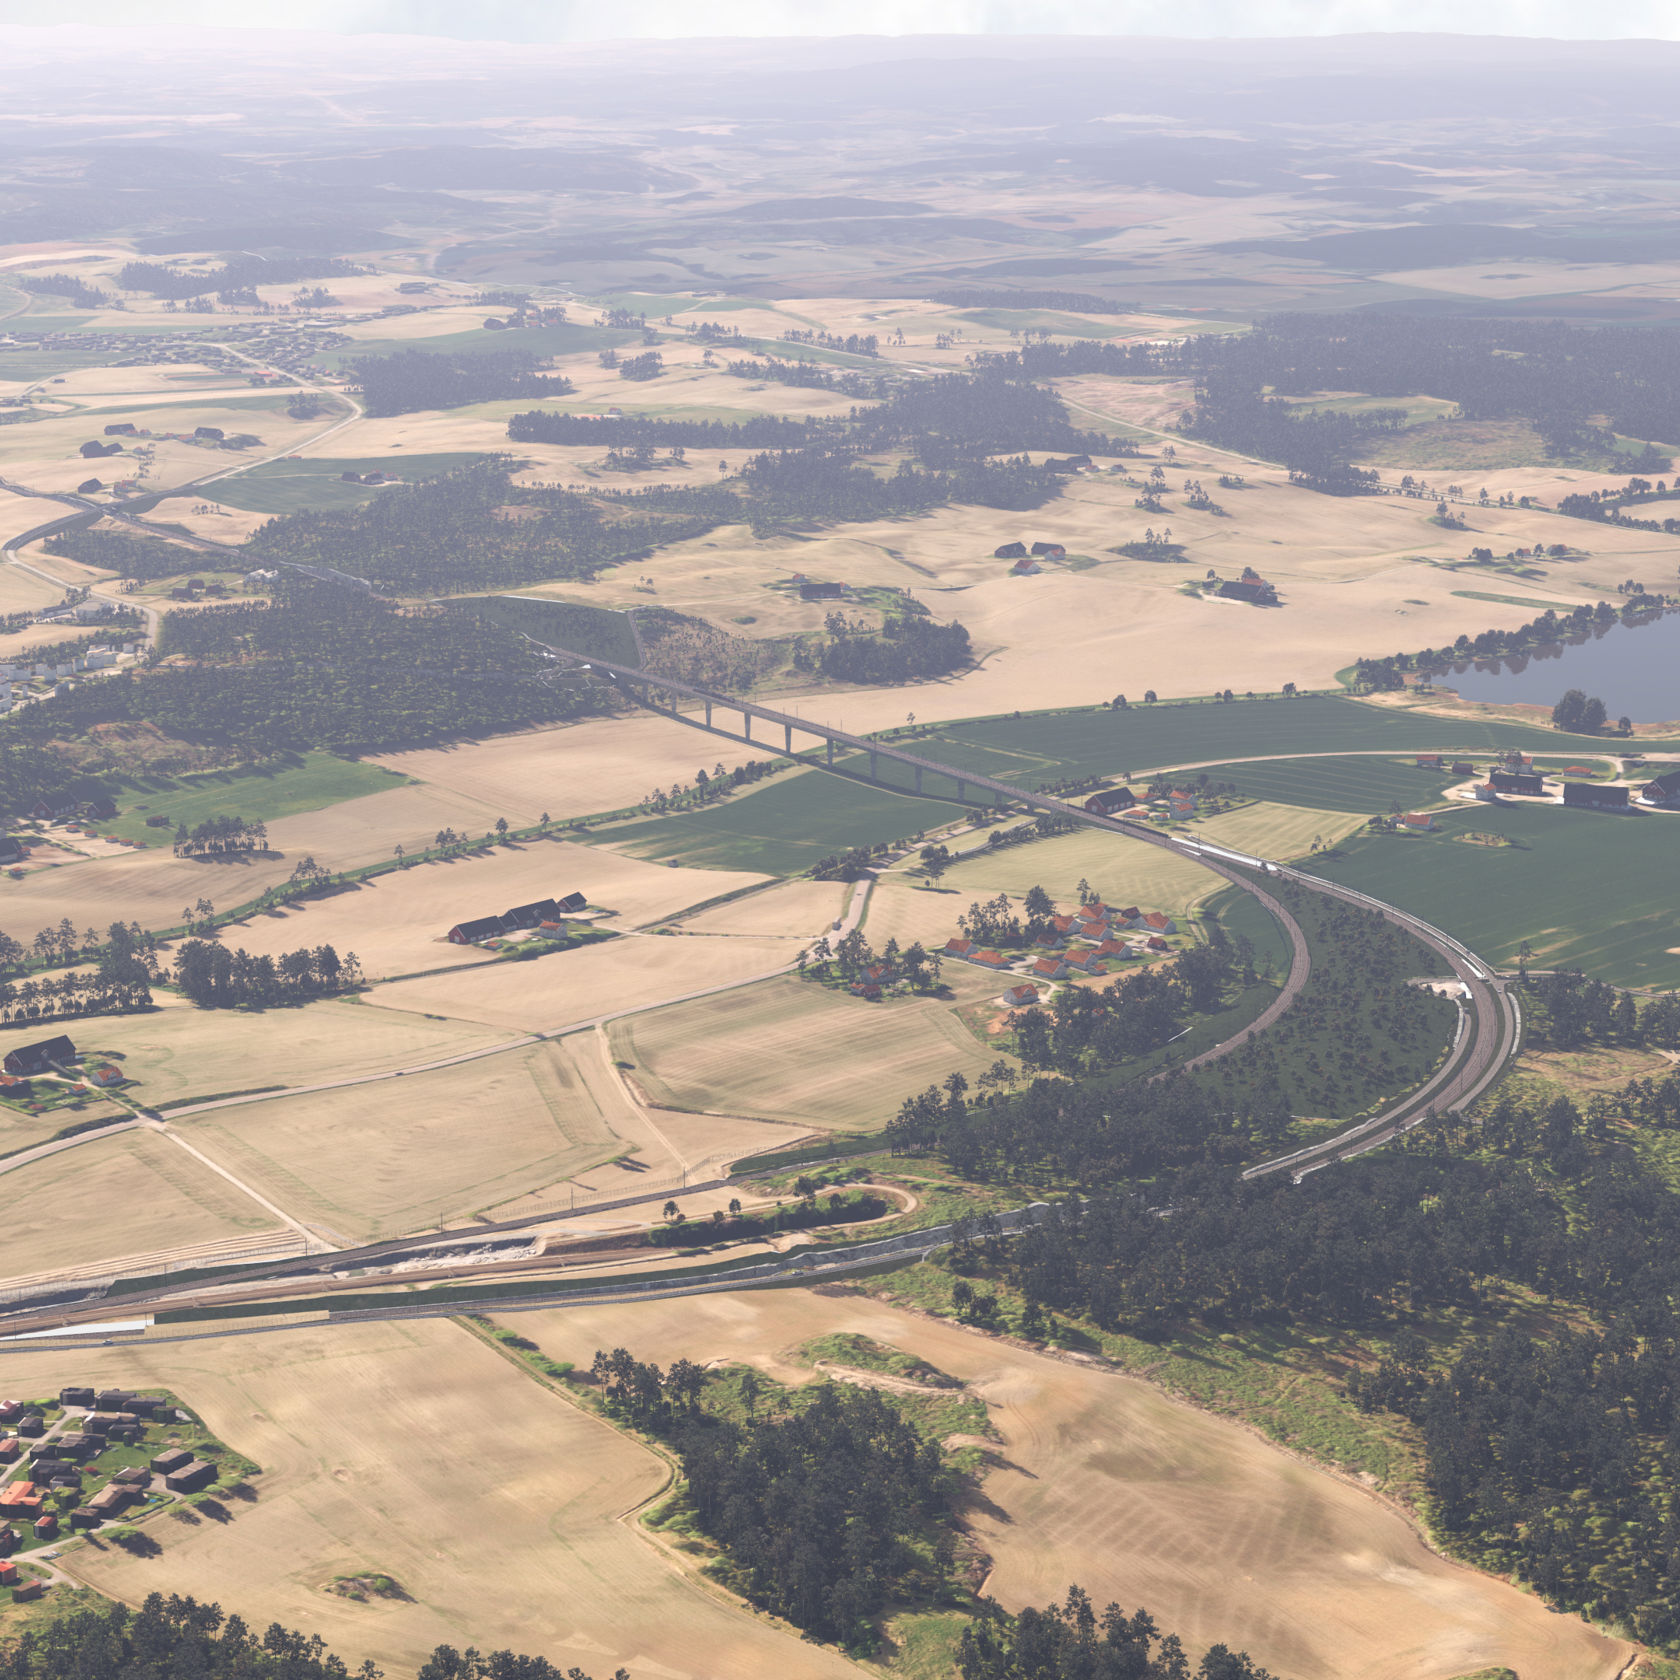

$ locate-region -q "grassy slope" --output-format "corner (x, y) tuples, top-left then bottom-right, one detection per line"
(1189, 756), (1462, 814)
(1303, 803), (1680, 987)
(209, 452), (493, 514)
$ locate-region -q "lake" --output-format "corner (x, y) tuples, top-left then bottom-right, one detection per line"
(1426, 611), (1680, 723)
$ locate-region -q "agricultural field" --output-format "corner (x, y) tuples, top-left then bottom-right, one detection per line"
(0, 1319), (864, 1680)
(206, 452), (492, 515)
(1303, 804), (1680, 986)
(98, 751), (412, 846)
(82, 998), (510, 1108)
(364, 710), (737, 826)
(934, 825), (1219, 919)
(609, 975), (1002, 1132)
(509, 1288), (1627, 1680)
(1187, 755), (1464, 816)
(600, 767), (963, 875)
(364, 918), (814, 1033)
(1193, 799), (1366, 858)
(211, 835), (763, 982)
(176, 1038), (623, 1242)
(0, 1127), (284, 1281)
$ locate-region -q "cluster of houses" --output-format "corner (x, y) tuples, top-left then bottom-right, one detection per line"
(945, 901), (1178, 990)
(1085, 784), (1203, 823)
(0, 1387), (211, 1556)
(1413, 749), (1678, 815)
(0, 1036), (124, 1106)
(446, 892), (588, 946)
(996, 540), (1067, 575)
(0, 644), (134, 714)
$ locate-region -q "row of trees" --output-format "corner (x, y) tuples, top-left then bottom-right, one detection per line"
(173, 816), (268, 856)
(0, 969), (151, 1027)
(0, 1593), (621, 1680)
(115, 253), (366, 298)
(172, 940), (361, 1008)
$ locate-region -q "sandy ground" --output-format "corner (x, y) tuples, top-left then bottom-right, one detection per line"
(365, 712), (747, 825)
(0, 1320), (866, 1680)
(512, 1290), (1630, 1680)
(363, 925), (808, 1034)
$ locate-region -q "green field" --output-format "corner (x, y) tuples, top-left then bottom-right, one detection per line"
(209, 452), (493, 514)
(98, 750), (411, 843)
(1188, 757), (1458, 815)
(856, 698), (1663, 796)
(1301, 804), (1680, 986)
(599, 768), (964, 874)
(320, 320), (636, 369)
(955, 308), (1132, 337)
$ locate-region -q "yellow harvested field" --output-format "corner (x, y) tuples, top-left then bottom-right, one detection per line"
(610, 975), (1000, 1131)
(1, 1320), (864, 1680)
(1195, 801), (1366, 859)
(514, 1290), (1629, 1680)
(939, 826), (1219, 918)
(82, 998), (508, 1106)
(260, 781), (509, 872)
(0, 1128), (282, 1281)
(0, 844), (297, 940)
(672, 878), (846, 935)
(179, 1039), (622, 1242)
(367, 711), (743, 825)
(365, 926), (807, 1034)
(175, 838), (769, 983)
(482, 1031), (809, 1221)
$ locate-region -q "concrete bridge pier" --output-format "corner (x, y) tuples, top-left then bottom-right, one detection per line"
(784, 720), (793, 753)
(914, 765), (923, 794)
(826, 739), (835, 767)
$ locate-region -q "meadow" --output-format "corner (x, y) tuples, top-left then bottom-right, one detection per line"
(609, 975), (1002, 1132)
(1303, 805), (1680, 986)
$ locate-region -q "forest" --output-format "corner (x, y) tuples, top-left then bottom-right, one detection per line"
(0, 1593), (624, 1680)
(987, 313), (1680, 475)
(2, 578), (621, 755)
(590, 1348), (956, 1649)
(507, 407), (824, 449)
(15, 271), (111, 308)
(43, 525), (210, 581)
(349, 347), (575, 416)
(114, 253), (367, 299)
(247, 460), (734, 595)
(794, 610), (973, 685)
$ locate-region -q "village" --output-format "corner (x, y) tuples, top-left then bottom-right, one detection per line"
(0, 1383), (241, 1606)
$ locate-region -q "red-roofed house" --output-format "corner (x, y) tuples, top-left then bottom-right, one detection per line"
(1064, 951), (1106, 976)
(1473, 781), (1500, 802)
(1400, 812), (1436, 831)
(1095, 938), (1131, 957)
(943, 936), (975, 959)
(970, 950), (1013, 970)
(1140, 911), (1176, 935)
(1115, 906), (1142, 926)
(1032, 956), (1069, 980)
(1146, 936), (1170, 952)
(1050, 914), (1077, 936)
(1003, 984), (1040, 1008)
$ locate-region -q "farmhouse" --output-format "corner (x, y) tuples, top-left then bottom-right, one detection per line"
(1009, 556), (1040, 576)
(1003, 984), (1039, 1007)
(1415, 754), (1443, 769)
(1085, 787), (1136, 816)
(1031, 956), (1070, 980)
(26, 797), (76, 822)
(798, 580), (845, 602)
(1139, 911), (1176, 935)
(164, 1459), (216, 1494)
(448, 892), (587, 944)
(1562, 782), (1630, 810)
(2, 1036), (74, 1077)
(993, 541), (1027, 559)
(1472, 781), (1501, 803)
(969, 950), (1012, 970)
(1490, 769), (1545, 797)
(1399, 812), (1436, 831)
(1029, 541), (1066, 558)
(1146, 935), (1171, 952)
(1641, 768), (1680, 806)
(943, 937), (975, 959)
(150, 1448), (192, 1476)
(1452, 760), (1475, 776)
(1064, 951), (1106, 976)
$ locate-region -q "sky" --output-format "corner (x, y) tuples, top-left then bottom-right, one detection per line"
(1, 0), (1677, 36)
